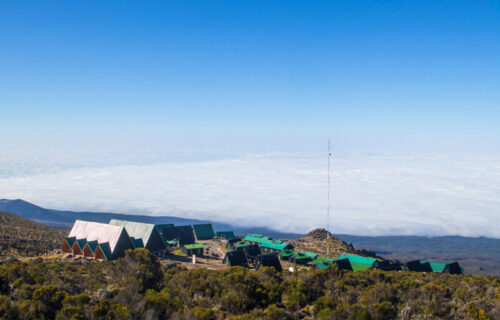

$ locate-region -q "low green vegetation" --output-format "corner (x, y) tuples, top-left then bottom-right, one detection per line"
(0, 248), (498, 319)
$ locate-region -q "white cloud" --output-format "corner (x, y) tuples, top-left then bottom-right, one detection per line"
(1, 153), (499, 237)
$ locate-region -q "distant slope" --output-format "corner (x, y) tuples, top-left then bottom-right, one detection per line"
(0, 199), (301, 239)
(0, 211), (65, 257)
(337, 234), (500, 276)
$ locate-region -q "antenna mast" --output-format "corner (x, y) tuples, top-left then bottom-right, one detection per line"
(327, 140), (331, 255)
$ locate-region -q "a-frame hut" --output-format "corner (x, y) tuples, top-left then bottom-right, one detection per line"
(192, 224), (215, 240)
(224, 250), (249, 268)
(255, 253), (282, 272)
(62, 237), (76, 253)
(109, 219), (166, 254)
(158, 225), (196, 245)
(67, 220), (134, 260)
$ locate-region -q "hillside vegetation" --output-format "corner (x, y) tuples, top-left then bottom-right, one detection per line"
(0, 211), (65, 257)
(0, 249), (498, 320)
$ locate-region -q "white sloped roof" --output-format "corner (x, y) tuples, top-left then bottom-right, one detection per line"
(68, 220), (127, 253)
(109, 219), (155, 247)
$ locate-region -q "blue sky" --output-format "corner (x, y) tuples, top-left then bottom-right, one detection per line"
(1, 0), (499, 155)
(1, 1), (500, 236)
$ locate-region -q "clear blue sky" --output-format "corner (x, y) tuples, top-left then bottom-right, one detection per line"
(1, 1), (499, 155)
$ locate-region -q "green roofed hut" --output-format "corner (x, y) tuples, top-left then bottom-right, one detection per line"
(407, 260), (463, 274)
(159, 225), (196, 246)
(289, 251), (313, 265)
(192, 224), (215, 240)
(338, 253), (378, 272)
(224, 250), (249, 268)
(243, 234), (271, 245)
(216, 231), (235, 240)
(255, 253), (282, 272)
(109, 219), (166, 254)
(309, 257), (335, 270)
(182, 243), (205, 256)
(279, 249), (294, 261)
(260, 239), (293, 253)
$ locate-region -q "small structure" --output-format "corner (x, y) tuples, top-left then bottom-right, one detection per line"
(66, 220), (134, 260)
(224, 250), (249, 267)
(109, 219), (166, 253)
(155, 224), (174, 244)
(289, 251), (313, 265)
(255, 253), (283, 272)
(407, 260), (463, 274)
(279, 249), (294, 261)
(62, 237), (76, 253)
(182, 243), (205, 256)
(260, 239), (293, 253)
(338, 253), (377, 271)
(72, 239), (87, 256)
(309, 257), (335, 270)
(82, 241), (99, 258)
(192, 224), (215, 240)
(243, 234), (271, 245)
(216, 231), (235, 240)
(309, 257), (352, 271)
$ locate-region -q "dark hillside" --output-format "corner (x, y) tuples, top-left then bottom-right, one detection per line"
(0, 211), (65, 257)
(0, 199), (301, 239)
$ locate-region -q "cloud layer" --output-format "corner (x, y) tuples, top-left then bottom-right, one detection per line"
(1, 153), (499, 237)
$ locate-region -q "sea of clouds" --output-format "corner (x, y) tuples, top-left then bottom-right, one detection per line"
(1, 152), (499, 237)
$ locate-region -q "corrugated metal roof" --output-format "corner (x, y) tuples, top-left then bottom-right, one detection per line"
(243, 234), (271, 243)
(184, 243), (204, 249)
(216, 231), (235, 239)
(260, 240), (290, 251)
(420, 260), (448, 273)
(193, 224), (215, 239)
(300, 251), (317, 259)
(68, 220), (127, 253)
(109, 219), (155, 247)
(338, 253), (377, 266)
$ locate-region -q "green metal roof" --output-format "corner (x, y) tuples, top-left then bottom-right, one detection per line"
(192, 224), (215, 239)
(184, 243), (205, 250)
(243, 234), (271, 244)
(216, 231), (235, 239)
(280, 249), (294, 257)
(299, 251), (317, 259)
(349, 262), (373, 271)
(338, 253), (377, 266)
(292, 252), (310, 260)
(260, 240), (290, 251)
(310, 257), (334, 265)
(420, 260), (448, 273)
(233, 241), (250, 248)
(109, 219), (156, 248)
(65, 237), (76, 248)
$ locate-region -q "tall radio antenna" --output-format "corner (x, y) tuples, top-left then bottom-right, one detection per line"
(326, 140), (332, 255)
